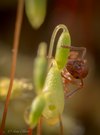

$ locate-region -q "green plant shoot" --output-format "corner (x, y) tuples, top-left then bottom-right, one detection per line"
(29, 95), (46, 128)
(25, 24), (71, 134)
(33, 42), (48, 95)
(25, 0), (47, 29)
(28, 60), (64, 127)
(55, 31), (71, 70)
(42, 60), (64, 125)
(48, 24), (71, 70)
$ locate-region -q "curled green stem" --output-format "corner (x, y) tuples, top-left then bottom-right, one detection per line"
(48, 24), (69, 59)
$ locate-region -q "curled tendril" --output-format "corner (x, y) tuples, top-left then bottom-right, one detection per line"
(48, 24), (69, 59)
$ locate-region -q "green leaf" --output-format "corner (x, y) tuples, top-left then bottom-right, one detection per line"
(29, 95), (46, 128)
(42, 60), (64, 125)
(25, 0), (47, 29)
(55, 31), (71, 70)
(33, 42), (48, 94)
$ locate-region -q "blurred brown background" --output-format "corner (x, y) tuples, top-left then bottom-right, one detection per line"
(0, 0), (100, 135)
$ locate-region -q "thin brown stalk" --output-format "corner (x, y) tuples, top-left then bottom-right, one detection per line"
(28, 127), (33, 135)
(37, 117), (42, 135)
(59, 115), (64, 135)
(0, 0), (24, 134)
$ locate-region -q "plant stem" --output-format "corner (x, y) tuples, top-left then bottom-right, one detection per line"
(59, 115), (64, 135)
(37, 117), (42, 135)
(48, 24), (68, 59)
(28, 128), (33, 135)
(0, 0), (24, 134)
